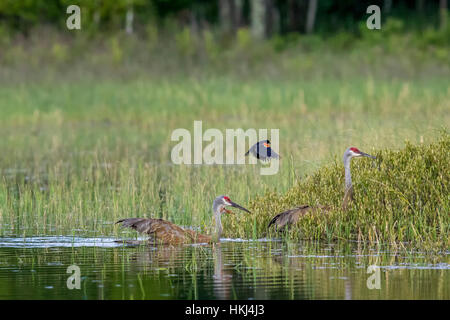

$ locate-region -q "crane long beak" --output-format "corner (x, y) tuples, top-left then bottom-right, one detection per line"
(360, 151), (376, 159)
(229, 201), (251, 213)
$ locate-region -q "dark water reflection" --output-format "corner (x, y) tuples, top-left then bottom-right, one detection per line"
(0, 237), (448, 300)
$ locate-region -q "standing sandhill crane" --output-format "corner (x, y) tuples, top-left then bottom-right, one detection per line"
(116, 195), (250, 245)
(268, 147), (376, 231)
(245, 140), (280, 161)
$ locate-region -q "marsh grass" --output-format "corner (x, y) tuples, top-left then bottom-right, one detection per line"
(0, 76), (448, 249)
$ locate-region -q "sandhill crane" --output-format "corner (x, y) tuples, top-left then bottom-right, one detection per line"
(116, 195), (250, 245)
(268, 147), (376, 231)
(245, 140), (280, 161)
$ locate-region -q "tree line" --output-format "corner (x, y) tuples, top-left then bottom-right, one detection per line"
(0, 0), (448, 38)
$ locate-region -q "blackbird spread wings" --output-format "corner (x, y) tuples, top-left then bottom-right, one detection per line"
(245, 141), (280, 161)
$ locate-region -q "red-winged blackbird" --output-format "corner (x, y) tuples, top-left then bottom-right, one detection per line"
(245, 140), (280, 161)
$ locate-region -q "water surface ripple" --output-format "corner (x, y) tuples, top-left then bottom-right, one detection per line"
(0, 236), (448, 299)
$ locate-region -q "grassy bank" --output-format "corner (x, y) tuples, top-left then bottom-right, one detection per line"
(235, 132), (449, 249)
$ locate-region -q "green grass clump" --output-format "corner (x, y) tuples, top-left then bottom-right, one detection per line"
(226, 131), (449, 248)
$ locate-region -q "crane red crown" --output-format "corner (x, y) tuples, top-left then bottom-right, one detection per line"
(350, 147), (361, 153)
(223, 196), (231, 202)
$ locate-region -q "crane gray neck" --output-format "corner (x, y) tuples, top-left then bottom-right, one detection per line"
(212, 201), (224, 240)
(342, 151), (355, 210)
(344, 155), (353, 191)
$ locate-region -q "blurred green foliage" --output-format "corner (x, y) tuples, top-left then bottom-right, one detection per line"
(0, 1), (448, 71)
(0, 0), (448, 39)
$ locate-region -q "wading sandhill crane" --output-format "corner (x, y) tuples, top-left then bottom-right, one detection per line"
(116, 195), (250, 245)
(245, 140), (280, 161)
(268, 147), (376, 231)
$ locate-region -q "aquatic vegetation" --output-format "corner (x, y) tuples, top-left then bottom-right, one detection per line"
(0, 77), (448, 251)
(242, 131), (449, 248)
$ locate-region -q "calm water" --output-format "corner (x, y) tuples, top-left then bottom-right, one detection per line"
(0, 236), (448, 300)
